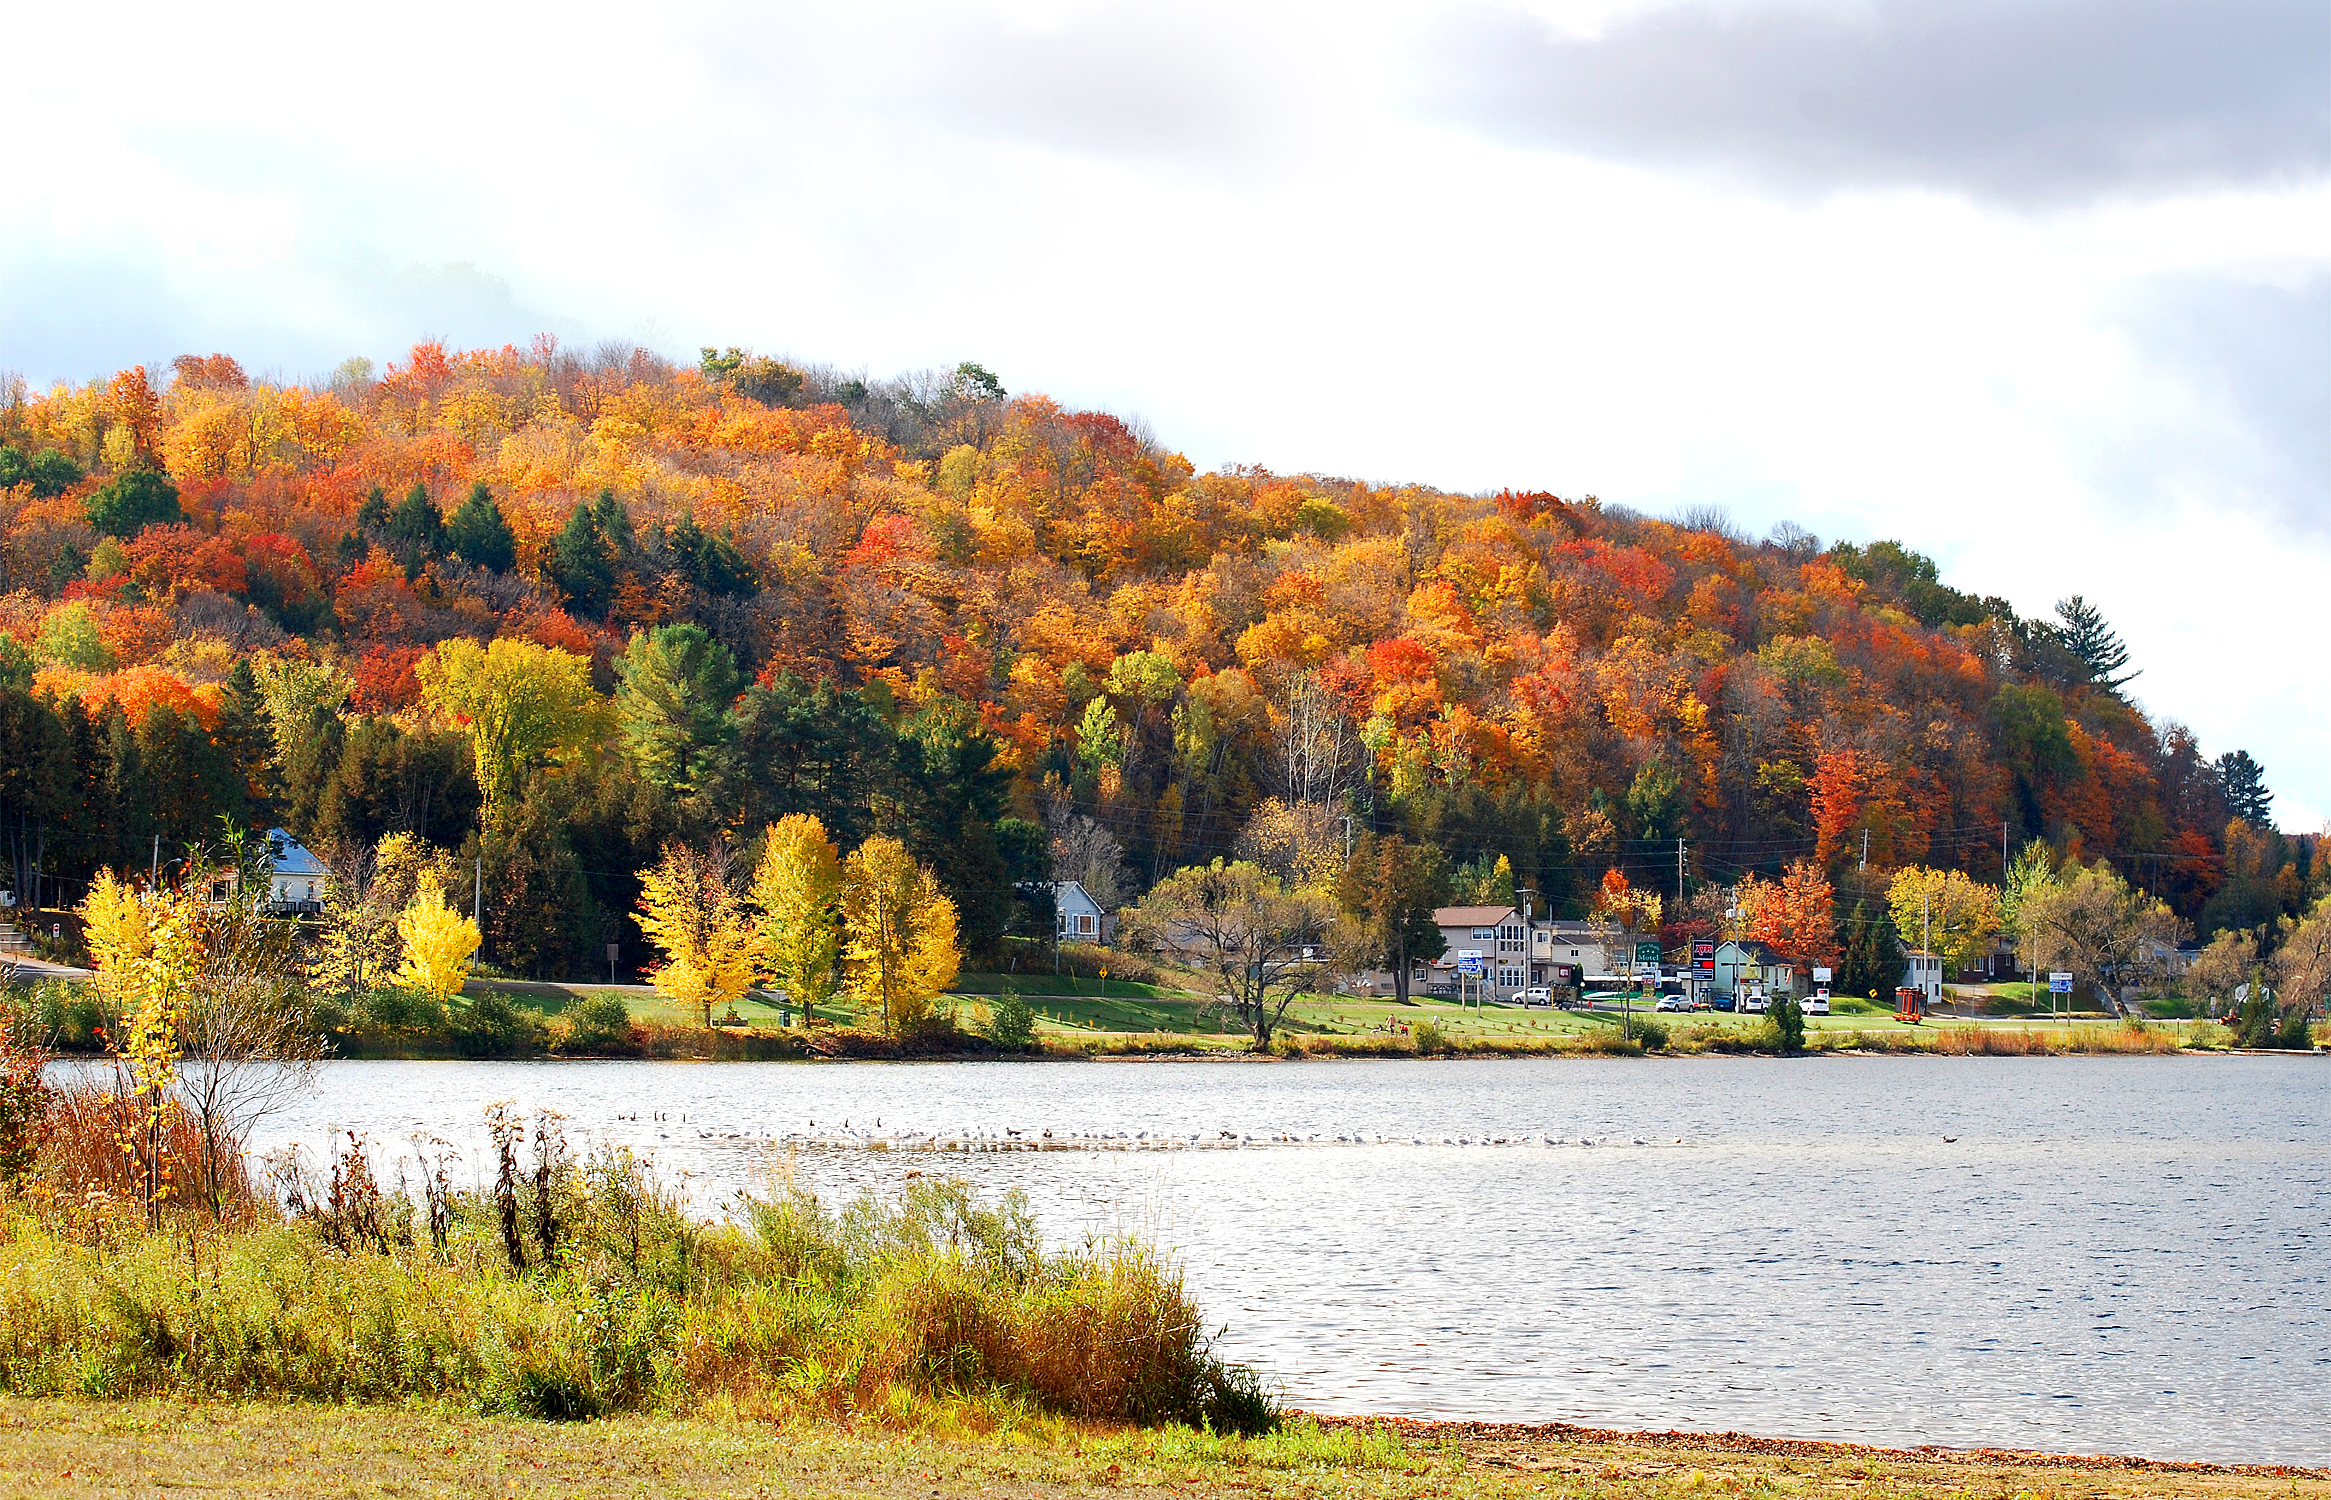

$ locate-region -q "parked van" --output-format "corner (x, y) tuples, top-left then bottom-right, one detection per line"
(1742, 992), (1770, 1015)
(1515, 986), (1553, 1008)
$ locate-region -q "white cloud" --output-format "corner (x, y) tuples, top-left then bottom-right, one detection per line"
(3, 0), (2325, 824)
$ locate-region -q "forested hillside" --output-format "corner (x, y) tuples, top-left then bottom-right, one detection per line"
(0, 341), (2308, 978)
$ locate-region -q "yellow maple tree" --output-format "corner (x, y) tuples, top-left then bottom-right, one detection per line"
(395, 878), (482, 1003)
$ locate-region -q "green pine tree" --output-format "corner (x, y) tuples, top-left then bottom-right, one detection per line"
(445, 481), (517, 573)
(386, 482), (443, 578)
(547, 501), (615, 617)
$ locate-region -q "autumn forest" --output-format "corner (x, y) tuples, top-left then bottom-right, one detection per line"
(0, 340), (2309, 983)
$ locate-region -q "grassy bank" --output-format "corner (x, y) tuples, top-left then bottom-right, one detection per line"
(20, 971), (2309, 1063)
(1, 1399), (2321, 1499)
(0, 1105), (1269, 1433)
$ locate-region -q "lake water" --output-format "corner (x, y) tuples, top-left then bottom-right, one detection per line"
(236, 1054), (2327, 1465)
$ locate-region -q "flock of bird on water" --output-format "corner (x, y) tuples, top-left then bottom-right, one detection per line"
(614, 1112), (1681, 1149)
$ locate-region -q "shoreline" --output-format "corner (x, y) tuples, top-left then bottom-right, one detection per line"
(1299, 1413), (2330, 1480)
(3, 1397), (2324, 1498)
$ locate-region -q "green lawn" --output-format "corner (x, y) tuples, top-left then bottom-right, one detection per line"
(468, 973), (2133, 1047)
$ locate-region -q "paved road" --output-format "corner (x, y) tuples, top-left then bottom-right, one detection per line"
(1, 953), (92, 984)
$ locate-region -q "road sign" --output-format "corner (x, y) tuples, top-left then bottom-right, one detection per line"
(2048, 972), (2074, 994)
(1692, 938), (1715, 971)
(1456, 949), (1484, 977)
(1812, 966), (1832, 984)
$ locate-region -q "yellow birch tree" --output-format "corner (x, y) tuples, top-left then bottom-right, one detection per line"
(1886, 867), (2000, 976)
(78, 871), (202, 1225)
(748, 814), (842, 1023)
(637, 843), (761, 1028)
(840, 836), (960, 1035)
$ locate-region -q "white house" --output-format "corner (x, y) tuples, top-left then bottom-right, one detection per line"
(1901, 951), (1944, 1003)
(265, 828), (328, 914)
(1051, 880), (1109, 944)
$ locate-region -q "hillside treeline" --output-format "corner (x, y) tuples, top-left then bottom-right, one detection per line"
(0, 341), (2312, 977)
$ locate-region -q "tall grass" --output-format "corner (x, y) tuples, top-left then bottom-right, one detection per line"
(1930, 1022), (2184, 1056)
(0, 1109), (1274, 1433)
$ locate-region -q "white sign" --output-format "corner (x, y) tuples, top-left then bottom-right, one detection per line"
(2048, 972), (2074, 994)
(1456, 949), (1484, 977)
(1812, 966), (1832, 983)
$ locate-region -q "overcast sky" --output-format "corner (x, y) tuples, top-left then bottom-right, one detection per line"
(4, 0), (2326, 826)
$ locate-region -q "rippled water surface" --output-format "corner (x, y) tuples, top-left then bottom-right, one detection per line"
(245, 1055), (2327, 1463)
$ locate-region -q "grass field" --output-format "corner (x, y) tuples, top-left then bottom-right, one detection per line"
(1, 1399), (2320, 1499)
(467, 974), (2208, 1054)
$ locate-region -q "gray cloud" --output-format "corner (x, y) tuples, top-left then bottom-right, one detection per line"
(1431, 0), (2331, 205)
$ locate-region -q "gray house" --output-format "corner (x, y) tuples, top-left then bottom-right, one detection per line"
(264, 829), (328, 915)
(1051, 880), (1110, 944)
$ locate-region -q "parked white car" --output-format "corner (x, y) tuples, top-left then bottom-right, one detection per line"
(1653, 994), (1690, 1012)
(1742, 992), (1771, 1015)
(1803, 993), (1831, 1016)
(1515, 986), (1553, 1008)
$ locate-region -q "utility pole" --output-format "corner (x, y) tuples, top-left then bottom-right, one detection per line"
(474, 854), (484, 949)
(1677, 837), (1687, 903)
(1923, 888), (1933, 1010)
(1343, 814), (1354, 862)
(1859, 829), (1869, 873)
(150, 835), (160, 891)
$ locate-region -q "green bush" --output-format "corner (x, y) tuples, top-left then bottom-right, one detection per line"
(981, 989), (1036, 1052)
(29, 981), (109, 1051)
(559, 994), (635, 1054)
(1410, 1019), (1449, 1054)
(1773, 995), (1805, 1053)
(447, 992), (549, 1057)
(360, 987), (447, 1035)
(1631, 1016), (1670, 1052)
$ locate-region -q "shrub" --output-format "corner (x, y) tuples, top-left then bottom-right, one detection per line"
(446, 992), (549, 1057)
(1410, 1019), (1449, 1054)
(1772, 995), (1805, 1053)
(981, 989), (1036, 1052)
(1631, 1016), (1670, 1052)
(0, 997), (51, 1185)
(28, 980), (108, 1052)
(559, 994), (635, 1054)
(359, 986), (446, 1035)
